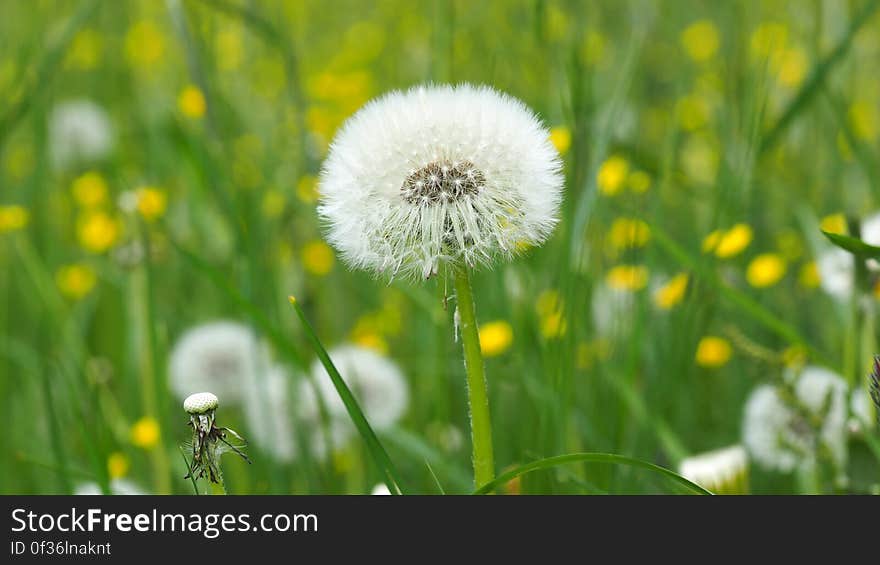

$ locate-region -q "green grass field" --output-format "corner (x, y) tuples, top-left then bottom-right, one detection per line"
(2, 0), (879, 495)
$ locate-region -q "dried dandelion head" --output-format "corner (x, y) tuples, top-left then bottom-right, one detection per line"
(182, 392), (250, 485)
(318, 84), (564, 280)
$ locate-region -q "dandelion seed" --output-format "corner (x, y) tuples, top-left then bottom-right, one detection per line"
(168, 321), (270, 404)
(48, 100), (114, 171)
(742, 366), (848, 473)
(318, 84), (563, 280)
(678, 445), (748, 494)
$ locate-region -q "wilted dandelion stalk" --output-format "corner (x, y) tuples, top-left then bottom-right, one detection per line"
(182, 392), (250, 495)
(318, 84), (564, 487)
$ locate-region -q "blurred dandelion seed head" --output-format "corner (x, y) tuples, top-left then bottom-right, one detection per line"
(48, 100), (114, 171)
(743, 366), (848, 473)
(168, 321), (269, 404)
(242, 365), (298, 462)
(678, 445), (748, 494)
(318, 84), (563, 279)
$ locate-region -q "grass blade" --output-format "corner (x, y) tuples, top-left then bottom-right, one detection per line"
(472, 452), (712, 495)
(821, 230), (880, 259)
(288, 296), (406, 495)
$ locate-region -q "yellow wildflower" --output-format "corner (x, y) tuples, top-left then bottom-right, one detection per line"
(750, 22), (788, 61)
(72, 171), (108, 208)
(695, 336), (732, 368)
(606, 265), (649, 291)
(597, 155), (629, 196)
(0, 205), (29, 233)
(549, 126), (572, 154)
(136, 187), (167, 222)
(178, 85), (206, 118)
(77, 211), (120, 253)
(540, 311), (567, 339)
(777, 48), (808, 88)
(676, 94), (712, 131)
(819, 213), (847, 235)
(66, 29), (103, 70)
(262, 190), (286, 219)
(124, 21), (164, 68)
(107, 452), (130, 479)
(535, 289), (561, 317)
(580, 30), (608, 67)
(301, 240), (334, 276)
(654, 273), (689, 309)
(714, 224), (753, 259)
(478, 321), (514, 357)
(798, 261), (820, 289)
(681, 20), (720, 62)
(608, 217), (651, 250)
(130, 417), (160, 449)
(56, 264), (97, 300)
(746, 254), (787, 288)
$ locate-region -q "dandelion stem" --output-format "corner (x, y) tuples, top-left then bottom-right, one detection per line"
(452, 265), (495, 489)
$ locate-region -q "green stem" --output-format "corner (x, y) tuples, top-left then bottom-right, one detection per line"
(452, 265), (495, 488)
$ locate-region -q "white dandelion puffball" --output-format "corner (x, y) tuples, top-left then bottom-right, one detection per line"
(318, 83), (564, 279)
(678, 445), (748, 494)
(817, 211), (880, 300)
(49, 100), (114, 170)
(301, 345), (409, 431)
(242, 365), (298, 462)
(742, 366), (848, 473)
(850, 388), (875, 431)
(371, 483), (392, 495)
(168, 321), (269, 404)
(74, 479), (146, 495)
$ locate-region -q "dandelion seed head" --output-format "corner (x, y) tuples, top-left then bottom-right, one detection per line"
(48, 99), (114, 171)
(183, 392), (219, 415)
(168, 321), (269, 404)
(742, 366), (848, 473)
(300, 345), (409, 432)
(242, 365), (298, 462)
(318, 84), (564, 279)
(678, 445), (748, 494)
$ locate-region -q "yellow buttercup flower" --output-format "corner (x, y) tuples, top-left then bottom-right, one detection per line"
(135, 187), (167, 222)
(608, 217), (651, 250)
(654, 273), (689, 310)
(65, 28), (103, 70)
(0, 205), (29, 233)
(819, 213), (847, 235)
(777, 48), (808, 88)
(77, 211), (120, 253)
(301, 240), (334, 276)
(535, 289), (561, 317)
(178, 85), (206, 118)
(702, 229), (722, 253)
(130, 417), (160, 449)
(713, 224), (753, 259)
(681, 20), (720, 62)
(549, 126), (572, 154)
(71, 171), (108, 208)
(4, 144), (35, 180)
(478, 320), (514, 357)
(352, 331), (388, 355)
(540, 311), (567, 339)
(798, 261), (820, 289)
(746, 254), (787, 288)
(107, 452), (130, 479)
(695, 336), (732, 368)
(55, 264), (97, 300)
(597, 155), (629, 196)
(124, 21), (165, 68)
(676, 94), (712, 131)
(606, 265), (649, 291)
(849, 101), (879, 142)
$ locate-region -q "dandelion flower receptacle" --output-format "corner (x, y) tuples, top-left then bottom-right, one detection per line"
(182, 392), (250, 494)
(318, 84), (564, 487)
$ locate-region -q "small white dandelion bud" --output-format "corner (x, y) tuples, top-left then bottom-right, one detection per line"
(318, 83), (564, 280)
(184, 392), (219, 415)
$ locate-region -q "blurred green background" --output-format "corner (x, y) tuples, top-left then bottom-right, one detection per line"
(1, 0), (879, 494)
